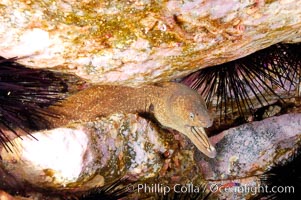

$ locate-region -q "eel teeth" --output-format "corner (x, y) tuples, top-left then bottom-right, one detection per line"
(189, 126), (216, 158)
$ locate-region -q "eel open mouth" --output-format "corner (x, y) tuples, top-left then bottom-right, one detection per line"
(188, 126), (216, 158)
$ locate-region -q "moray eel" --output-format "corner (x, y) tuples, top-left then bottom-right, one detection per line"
(46, 82), (216, 158)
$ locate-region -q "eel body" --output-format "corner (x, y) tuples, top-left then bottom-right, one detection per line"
(46, 82), (216, 158)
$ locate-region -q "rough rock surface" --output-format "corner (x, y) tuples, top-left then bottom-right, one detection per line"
(1, 112), (301, 198)
(197, 113), (301, 200)
(0, 114), (168, 191)
(0, 0), (300, 85)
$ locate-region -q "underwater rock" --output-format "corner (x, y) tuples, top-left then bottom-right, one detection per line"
(197, 113), (301, 199)
(0, 0), (300, 85)
(1, 112), (301, 199)
(0, 114), (168, 191)
(200, 113), (301, 179)
(0, 190), (19, 200)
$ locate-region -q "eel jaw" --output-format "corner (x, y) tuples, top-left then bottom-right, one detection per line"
(186, 126), (216, 158)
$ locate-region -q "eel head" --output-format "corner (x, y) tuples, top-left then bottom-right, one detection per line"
(154, 83), (216, 158)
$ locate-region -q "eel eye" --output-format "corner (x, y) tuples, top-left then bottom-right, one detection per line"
(189, 112), (194, 120)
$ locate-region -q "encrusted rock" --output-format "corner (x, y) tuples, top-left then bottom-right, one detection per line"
(197, 113), (301, 199)
(0, 0), (300, 85)
(0, 114), (167, 191)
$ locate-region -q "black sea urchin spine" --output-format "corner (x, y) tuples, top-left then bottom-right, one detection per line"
(0, 57), (68, 152)
(76, 181), (211, 200)
(76, 177), (136, 200)
(182, 43), (301, 123)
(252, 147), (301, 200)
